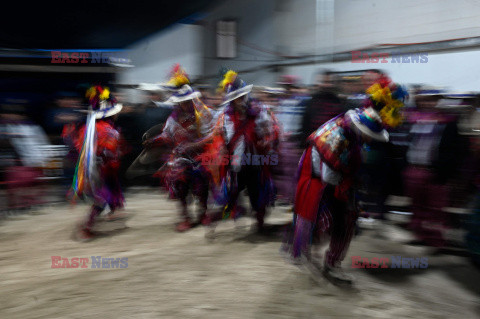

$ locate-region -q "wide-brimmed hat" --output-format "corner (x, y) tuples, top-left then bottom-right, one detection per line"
(166, 84), (201, 103)
(224, 84), (253, 103)
(219, 70), (253, 103)
(93, 100), (123, 119)
(81, 85), (123, 119)
(347, 107), (389, 142)
(161, 64), (201, 104)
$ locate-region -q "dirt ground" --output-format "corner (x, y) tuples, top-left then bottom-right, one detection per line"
(1, 188), (479, 319)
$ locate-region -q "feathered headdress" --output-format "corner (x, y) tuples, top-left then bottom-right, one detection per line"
(365, 76), (408, 128)
(218, 69), (253, 103)
(83, 85), (122, 119)
(163, 64), (203, 104)
(166, 64), (191, 88)
(219, 70), (238, 92)
(85, 85), (113, 110)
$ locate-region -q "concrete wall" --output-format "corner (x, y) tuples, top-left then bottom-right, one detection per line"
(117, 0), (480, 92)
(284, 48), (480, 91)
(334, 0), (480, 52)
(280, 0), (480, 54)
(280, 0), (480, 90)
(118, 23), (203, 85)
(201, 0), (279, 86)
(277, 0), (335, 56)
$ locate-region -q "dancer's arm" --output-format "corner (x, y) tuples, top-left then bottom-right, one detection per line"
(143, 118), (174, 148)
(175, 114), (224, 155)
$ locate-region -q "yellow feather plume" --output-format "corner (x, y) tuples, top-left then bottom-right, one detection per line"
(380, 99), (404, 128)
(219, 70), (237, 90)
(167, 65), (190, 87)
(367, 83), (392, 105)
(99, 87), (110, 100)
(367, 82), (404, 128)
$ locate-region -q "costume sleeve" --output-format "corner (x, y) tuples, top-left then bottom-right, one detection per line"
(197, 113), (228, 189)
(196, 104), (216, 138)
(151, 117), (175, 146)
(254, 106), (281, 152)
(223, 113), (234, 145)
(97, 125), (120, 153)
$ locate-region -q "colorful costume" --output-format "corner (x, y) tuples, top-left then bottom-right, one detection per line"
(290, 114), (362, 266)
(284, 77), (406, 281)
(69, 85), (125, 240)
(146, 65), (214, 231)
(204, 71), (280, 230)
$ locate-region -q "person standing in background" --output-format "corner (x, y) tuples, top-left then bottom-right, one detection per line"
(273, 76), (308, 205)
(300, 70), (343, 148)
(403, 89), (467, 247)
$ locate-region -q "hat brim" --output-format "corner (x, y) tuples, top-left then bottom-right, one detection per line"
(347, 110), (389, 142)
(224, 84), (253, 103)
(166, 91), (201, 104)
(95, 103), (123, 119)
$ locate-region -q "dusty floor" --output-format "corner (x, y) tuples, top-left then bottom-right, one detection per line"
(1, 188), (479, 319)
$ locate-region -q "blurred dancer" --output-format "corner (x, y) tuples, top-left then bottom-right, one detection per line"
(70, 86), (125, 240)
(144, 65), (214, 232)
(284, 77), (407, 282)
(198, 71), (280, 232)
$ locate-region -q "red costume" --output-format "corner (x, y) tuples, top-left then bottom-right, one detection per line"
(68, 85), (125, 240)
